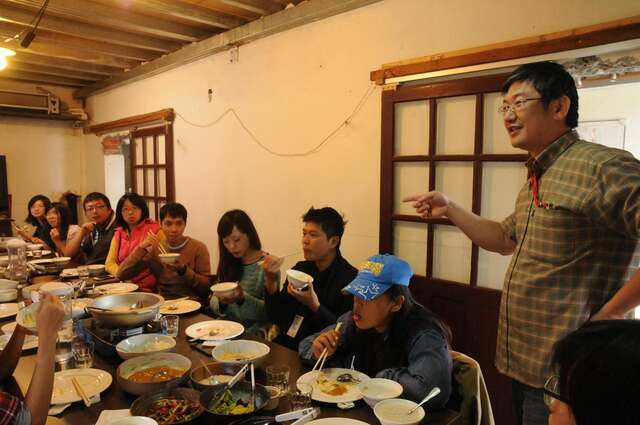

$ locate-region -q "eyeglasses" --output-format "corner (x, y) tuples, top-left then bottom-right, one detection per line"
(85, 204), (107, 212)
(497, 97), (542, 115)
(543, 375), (570, 407)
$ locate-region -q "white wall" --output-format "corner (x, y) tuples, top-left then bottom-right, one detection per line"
(84, 0), (640, 270)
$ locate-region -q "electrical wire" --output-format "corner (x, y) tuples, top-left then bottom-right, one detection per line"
(175, 83), (378, 157)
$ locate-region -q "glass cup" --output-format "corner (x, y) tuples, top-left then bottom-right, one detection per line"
(72, 340), (94, 368)
(266, 364), (291, 394)
(160, 315), (179, 337)
(289, 383), (313, 410)
(77, 265), (90, 279)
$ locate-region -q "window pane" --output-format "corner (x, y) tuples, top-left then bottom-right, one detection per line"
(483, 92), (524, 154)
(135, 169), (143, 194)
(394, 162), (429, 215)
(134, 138), (143, 165)
(393, 221), (428, 276)
(145, 136), (154, 165)
(394, 101), (429, 156)
(147, 199), (157, 221)
(145, 169), (155, 196)
(436, 96), (475, 154)
(157, 168), (167, 198)
(478, 249), (510, 290)
(434, 162), (473, 211)
(157, 135), (166, 165)
(432, 225), (472, 284)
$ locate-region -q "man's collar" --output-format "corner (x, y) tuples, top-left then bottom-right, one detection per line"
(99, 211), (116, 231)
(526, 130), (578, 179)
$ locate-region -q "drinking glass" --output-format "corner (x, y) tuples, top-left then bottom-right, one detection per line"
(290, 383), (313, 410)
(72, 340), (94, 368)
(160, 315), (179, 337)
(266, 364), (291, 394)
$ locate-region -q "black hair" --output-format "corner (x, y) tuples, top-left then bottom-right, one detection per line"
(45, 202), (72, 241)
(216, 209), (262, 282)
(25, 194), (51, 226)
(83, 192), (112, 210)
(302, 206), (346, 249)
(551, 320), (640, 425)
(502, 61), (579, 128)
(160, 203), (188, 222)
(115, 192), (149, 231)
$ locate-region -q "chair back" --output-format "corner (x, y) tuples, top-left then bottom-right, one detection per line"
(449, 350), (495, 425)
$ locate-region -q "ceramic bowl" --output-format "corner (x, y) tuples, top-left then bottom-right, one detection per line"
(286, 269), (313, 289)
(211, 339), (270, 369)
(117, 352), (191, 396)
(110, 417), (158, 425)
(116, 334), (176, 360)
(158, 253), (180, 264)
(189, 361), (245, 391)
(0, 289), (18, 302)
(358, 378), (404, 407)
(374, 398), (426, 425)
(210, 281), (238, 297)
(0, 279), (19, 290)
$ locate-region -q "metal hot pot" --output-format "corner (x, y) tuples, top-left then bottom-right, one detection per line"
(86, 293), (164, 328)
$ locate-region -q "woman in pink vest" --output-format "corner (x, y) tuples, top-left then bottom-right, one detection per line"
(105, 192), (160, 291)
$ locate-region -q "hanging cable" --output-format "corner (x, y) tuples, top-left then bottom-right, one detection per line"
(20, 0), (51, 48)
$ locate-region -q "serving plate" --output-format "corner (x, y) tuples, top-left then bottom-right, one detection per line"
(51, 368), (113, 404)
(296, 368), (370, 403)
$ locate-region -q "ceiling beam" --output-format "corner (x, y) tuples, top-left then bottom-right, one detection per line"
(10, 51), (121, 76)
(211, 0), (282, 15)
(76, 0), (382, 97)
(0, 3), (181, 52)
(7, 61), (101, 83)
(0, 70), (91, 87)
(4, 0), (211, 42)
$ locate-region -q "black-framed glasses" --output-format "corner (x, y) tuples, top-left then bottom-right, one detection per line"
(497, 97), (542, 115)
(543, 375), (570, 407)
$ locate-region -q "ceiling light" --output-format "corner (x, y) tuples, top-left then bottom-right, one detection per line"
(0, 56), (7, 71)
(0, 47), (16, 57)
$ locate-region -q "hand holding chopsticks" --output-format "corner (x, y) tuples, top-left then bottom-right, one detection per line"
(144, 230), (167, 254)
(311, 322), (343, 373)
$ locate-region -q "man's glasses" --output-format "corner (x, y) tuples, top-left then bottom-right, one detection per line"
(497, 97), (542, 115)
(85, 204), (107, 212)
(543, 375), (570, 407)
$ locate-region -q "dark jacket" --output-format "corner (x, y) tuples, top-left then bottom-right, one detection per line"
(266, 251), (357, 350)
(80, 211), (117, 265)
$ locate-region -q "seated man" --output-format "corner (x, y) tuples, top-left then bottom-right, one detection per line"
(0, 293), (65, 425)
(79, 192), (117, 265)
(264, 207), (357, 350)
(116, 202), (211, 298)
(299, 254), (452, 408)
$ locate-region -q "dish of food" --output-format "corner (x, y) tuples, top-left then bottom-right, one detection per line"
(128, 366), (186, 383)
(210, 389), (254, 415)
(198, 374), (233, 385)
(51, 368), (113, 405)
(0, 303), (19, 319)
(185, 320), (244, 341)
(297, 368), (370, 403)
(145, 397), (202, 423)
(159, 299), (201, 315)
(216, 352), (253, 362)
(93, 282), (139, 295)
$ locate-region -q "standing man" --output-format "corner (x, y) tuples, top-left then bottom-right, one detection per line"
(79, 192), (117, 265)
(405, 61), (640, 425)
(264, 207), (357, 350)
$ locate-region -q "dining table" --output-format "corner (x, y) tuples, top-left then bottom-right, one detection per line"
(2, 285), (462, 425)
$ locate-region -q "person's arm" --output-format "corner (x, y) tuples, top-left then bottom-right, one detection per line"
(298, 312), (353, 367)
(377, 329), (452, 407)
(265, 280), (298, 328)
(404, 192), (516, 255)
(60, 226), (84, 258)
(0, 326), (28, 381)
(117, 245), (154, 281)
(105, 233), (120, 275)
(180, 243), (212, 295)
(592, 269), (640, 320)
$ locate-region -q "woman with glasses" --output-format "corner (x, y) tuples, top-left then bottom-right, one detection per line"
(105, 193), (160, 291)
(15, 194), (54, 249)
(45, 202), (83, 260)
(545, 320), (640, 425)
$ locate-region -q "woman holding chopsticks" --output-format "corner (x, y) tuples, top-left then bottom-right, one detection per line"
(105, 192), (161, 291)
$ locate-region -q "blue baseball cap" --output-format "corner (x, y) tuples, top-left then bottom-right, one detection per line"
(342, 254), (413, 301)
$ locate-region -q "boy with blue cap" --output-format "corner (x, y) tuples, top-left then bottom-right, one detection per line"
(299, 254), (452, 408)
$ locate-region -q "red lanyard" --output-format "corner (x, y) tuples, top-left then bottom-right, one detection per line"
(530, 174), (551, 209)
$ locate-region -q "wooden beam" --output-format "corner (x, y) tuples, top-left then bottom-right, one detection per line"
(84, 108), (175, 135)
(76, 0), (382, 97)
(11, 51), (121, 76)
(6, 61), (101, 83)
(5, 0), (210, 42)
(0, 70), (91, 87)
(212, 0), (282, 15)
(371, 16), (640, 84)
(0, 3), (181, 52)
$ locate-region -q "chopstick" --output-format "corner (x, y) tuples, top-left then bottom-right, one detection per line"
(250, 363), (255, 411)
(71, 377), (91, 407)
(163, 296), (189, 307)
(312, 322), (342, 373)
(200, 358), (215, 380)
(147, 231), (168, 254)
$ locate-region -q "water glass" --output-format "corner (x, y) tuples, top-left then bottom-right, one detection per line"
(160, 315), (179, 337)
(266, 364), (290, 394)
(72, 340), (94, 368)
(289, 383), (313, 410)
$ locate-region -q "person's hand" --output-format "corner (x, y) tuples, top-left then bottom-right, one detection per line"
(14, 323), (37, 336)
(30, 237), (47, 247)
(140, 231), (160, 250)
(311, 329), (340, 359)
(81, 222), (96, 236)
(50, 228), (60, 241)
(287, 281), (320, 312)
(166, 258), (187, 274)
(14, 224), (30, 240)
(218, 284), (245, 305)
(402, 191), (450, 219)
(36, 293), (65, 341)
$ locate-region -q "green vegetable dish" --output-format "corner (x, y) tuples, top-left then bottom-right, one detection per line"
(211, 390), (254, 415)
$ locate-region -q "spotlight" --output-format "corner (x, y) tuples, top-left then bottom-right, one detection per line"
(0, 56), (6, 71)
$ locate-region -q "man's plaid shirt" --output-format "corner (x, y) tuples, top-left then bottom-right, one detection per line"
(496, 130), (640, 387)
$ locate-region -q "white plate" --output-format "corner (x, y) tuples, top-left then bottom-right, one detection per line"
(185, 320), (244, 341)
(51, 368), (113, 405)
(297, 368), (370, 403)
(29, 257), (71, 265)
(94, 283), (138, 295)
(0, 334), (38, 351)
(0, 303), (19, 319)
(1, 321), (16, 334)
(60, 268), (79, 277)
(307, 420), (369, 425)
(159, 299), (201, 315)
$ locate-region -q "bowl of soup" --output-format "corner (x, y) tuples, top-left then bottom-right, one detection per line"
(211, 339), (270, 369)
(158, 253), (180, 264)
(286, 269), (313, 289)
(210, 282), (238, 298)
(117, 352), (191, 396)
(189, 361), (245, 391)
(116, 334), (176, 360)
(374, 398), (425, 425)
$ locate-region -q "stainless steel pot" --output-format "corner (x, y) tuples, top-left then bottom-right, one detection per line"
(87, 293), (164, 328)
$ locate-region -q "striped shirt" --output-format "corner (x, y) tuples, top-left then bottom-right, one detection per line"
(496, 130), (640, 387)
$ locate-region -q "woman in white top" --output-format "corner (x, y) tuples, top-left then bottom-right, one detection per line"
(45, 202), (83, 259)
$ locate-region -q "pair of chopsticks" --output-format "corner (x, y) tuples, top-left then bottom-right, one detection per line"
(71, 377), (91, 407)
(312, 322), (343, 373)
(147, 231), (168, 254)
(162, 296), (189, 307)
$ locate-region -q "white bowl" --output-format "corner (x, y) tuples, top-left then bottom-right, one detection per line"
(158, 253), (180, 264)
(210, 282), (238, 297)
(0, 279), (19, 290)
(16, 302), (39, 332)
(110, 417), (158, 425)
(286, 269), (313, 289)
(117, 352), (191, 396)
(211, 339), (271, 369)
(0, 289), (18, 302)
(374, 398), (425, 425)
(263, 385), (282, 410)
(0, 256), (8, 266)
(359, 378), (404, 407)
(116, 334), (177, 360)
(26, 243), (43, 251)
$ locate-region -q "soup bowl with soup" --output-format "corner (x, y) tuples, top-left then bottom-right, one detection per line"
(117, 352), (191, 396)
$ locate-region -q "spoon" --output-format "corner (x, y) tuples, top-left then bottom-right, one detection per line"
(408, 386), (441, 415)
